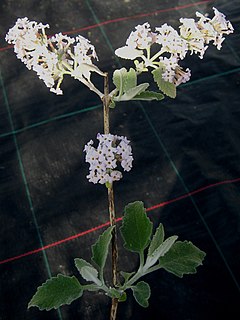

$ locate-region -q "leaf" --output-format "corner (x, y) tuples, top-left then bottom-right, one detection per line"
(147, 224), (165, 257)
(119, 291), (127, 302)
(74, 258), (102, 286)
(132, 281), (151, 308)
(120, 201), (153, 253)
(91, 226), (113, 275)
(115, 46), (144, 60)
(159, 241), (206, 278)
(152, 68), (176, 98)
(113, 67), (137, 94)
(122, 67), (137, 92)
(113, 68), (125, 97)
(133, 90), (165, 101)
(145, 235), (178, 269)
(113, 68), (150, 102)
(109, 100), (116, 108)
(120, 271), (135, 283)
(28, 274), (83, 311)
(118, 83), (149, 101)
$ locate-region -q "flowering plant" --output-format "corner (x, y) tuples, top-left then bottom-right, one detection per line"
(5, 7), (233, 320)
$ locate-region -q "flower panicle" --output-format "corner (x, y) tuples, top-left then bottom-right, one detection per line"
(115, 7), (234, 86)
(84, 133), (133, 185)
(5, 17), (105, 96)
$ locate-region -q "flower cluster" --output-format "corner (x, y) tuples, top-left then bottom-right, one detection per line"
(5, 17), (104, 95)
(84, 133), (133, 185)
(115, 7), (234, 86)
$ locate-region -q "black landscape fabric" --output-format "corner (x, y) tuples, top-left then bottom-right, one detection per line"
(0, 0), (240, 319)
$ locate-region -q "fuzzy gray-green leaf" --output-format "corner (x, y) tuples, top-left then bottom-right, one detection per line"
(159, 241), (206, 277)
(113, 68), (126, 97)
(116, 83), (149, 101)
(145, 235), (178, 269)
(123, 67), (137, 92)
(120, 201), (153, 253)
(132, 281), (151, 308)
(147, 224), (165, 256)
(133, 90), (165, 101)
(74, 258), (102, 286)
(28, 274), (83, 311)
(91, 226), (113, 274)
(120, 271), (135, 283)
(152, 68), (176, 98)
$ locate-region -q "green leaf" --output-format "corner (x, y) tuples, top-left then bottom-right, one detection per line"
(159, 241), (206, 278)
(152, 68), (176, 98)
(91, 226), (113, 275)
(145, 235), (178, 269)
(132, 281), (151, 308)
(147, 224), (165, 257)
(120, 201), (153, 253)
(120, 271), (135, 283)
(119, 83), (149, 101)
(119, 291), (127, 302)
(74, 258), (102, 286)
(113, 68), (150, 102)
(133, 90), (165, 101)
(122, 67), (137, 92)
(113, 68), (125, 97)
(113, 67), (137, 97)
(109, 100), (116, 108)
(28, 274), (83, 311)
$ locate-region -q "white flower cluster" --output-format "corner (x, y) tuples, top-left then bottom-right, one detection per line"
(115, 7), (234, 86)
(84, 133), (133, 185)
(5, 17), (104, 95)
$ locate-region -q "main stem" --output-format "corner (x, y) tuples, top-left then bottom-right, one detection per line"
(103, 73), (119, 320)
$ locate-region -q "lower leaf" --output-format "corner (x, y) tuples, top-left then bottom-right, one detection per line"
(131, 281), (151, 308)
(159, 241), (206, 277)
(28, 274), (83, 311)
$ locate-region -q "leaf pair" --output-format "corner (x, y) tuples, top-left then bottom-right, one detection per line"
(112, 68), (164, 106)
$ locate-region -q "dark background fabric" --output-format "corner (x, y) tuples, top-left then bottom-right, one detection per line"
(0, 0), (240, 319)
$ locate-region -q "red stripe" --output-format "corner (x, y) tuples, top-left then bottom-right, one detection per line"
(0, 176), (239, 265)
(0, 1), (213, 52)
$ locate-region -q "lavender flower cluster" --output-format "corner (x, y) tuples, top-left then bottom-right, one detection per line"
(84, 133), (133, 185)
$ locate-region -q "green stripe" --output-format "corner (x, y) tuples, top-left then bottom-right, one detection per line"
(0, 104), (101, 138)
(182, 67), (240, 87)
(0, 65), (239, 139)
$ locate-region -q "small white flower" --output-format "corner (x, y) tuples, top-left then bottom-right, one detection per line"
(211, 7), (234, 35)
(179, 18), (208, 59)
(174, 66), (191, 86)
(84, 133), (133, 185)
(156, 24), (188, 59)
(196, 8), (234, 50)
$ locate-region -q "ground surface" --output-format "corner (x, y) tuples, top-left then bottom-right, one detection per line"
(0, 0), (240, 319)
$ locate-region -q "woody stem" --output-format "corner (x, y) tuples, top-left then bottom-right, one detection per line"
(102, 73), (119, 320)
